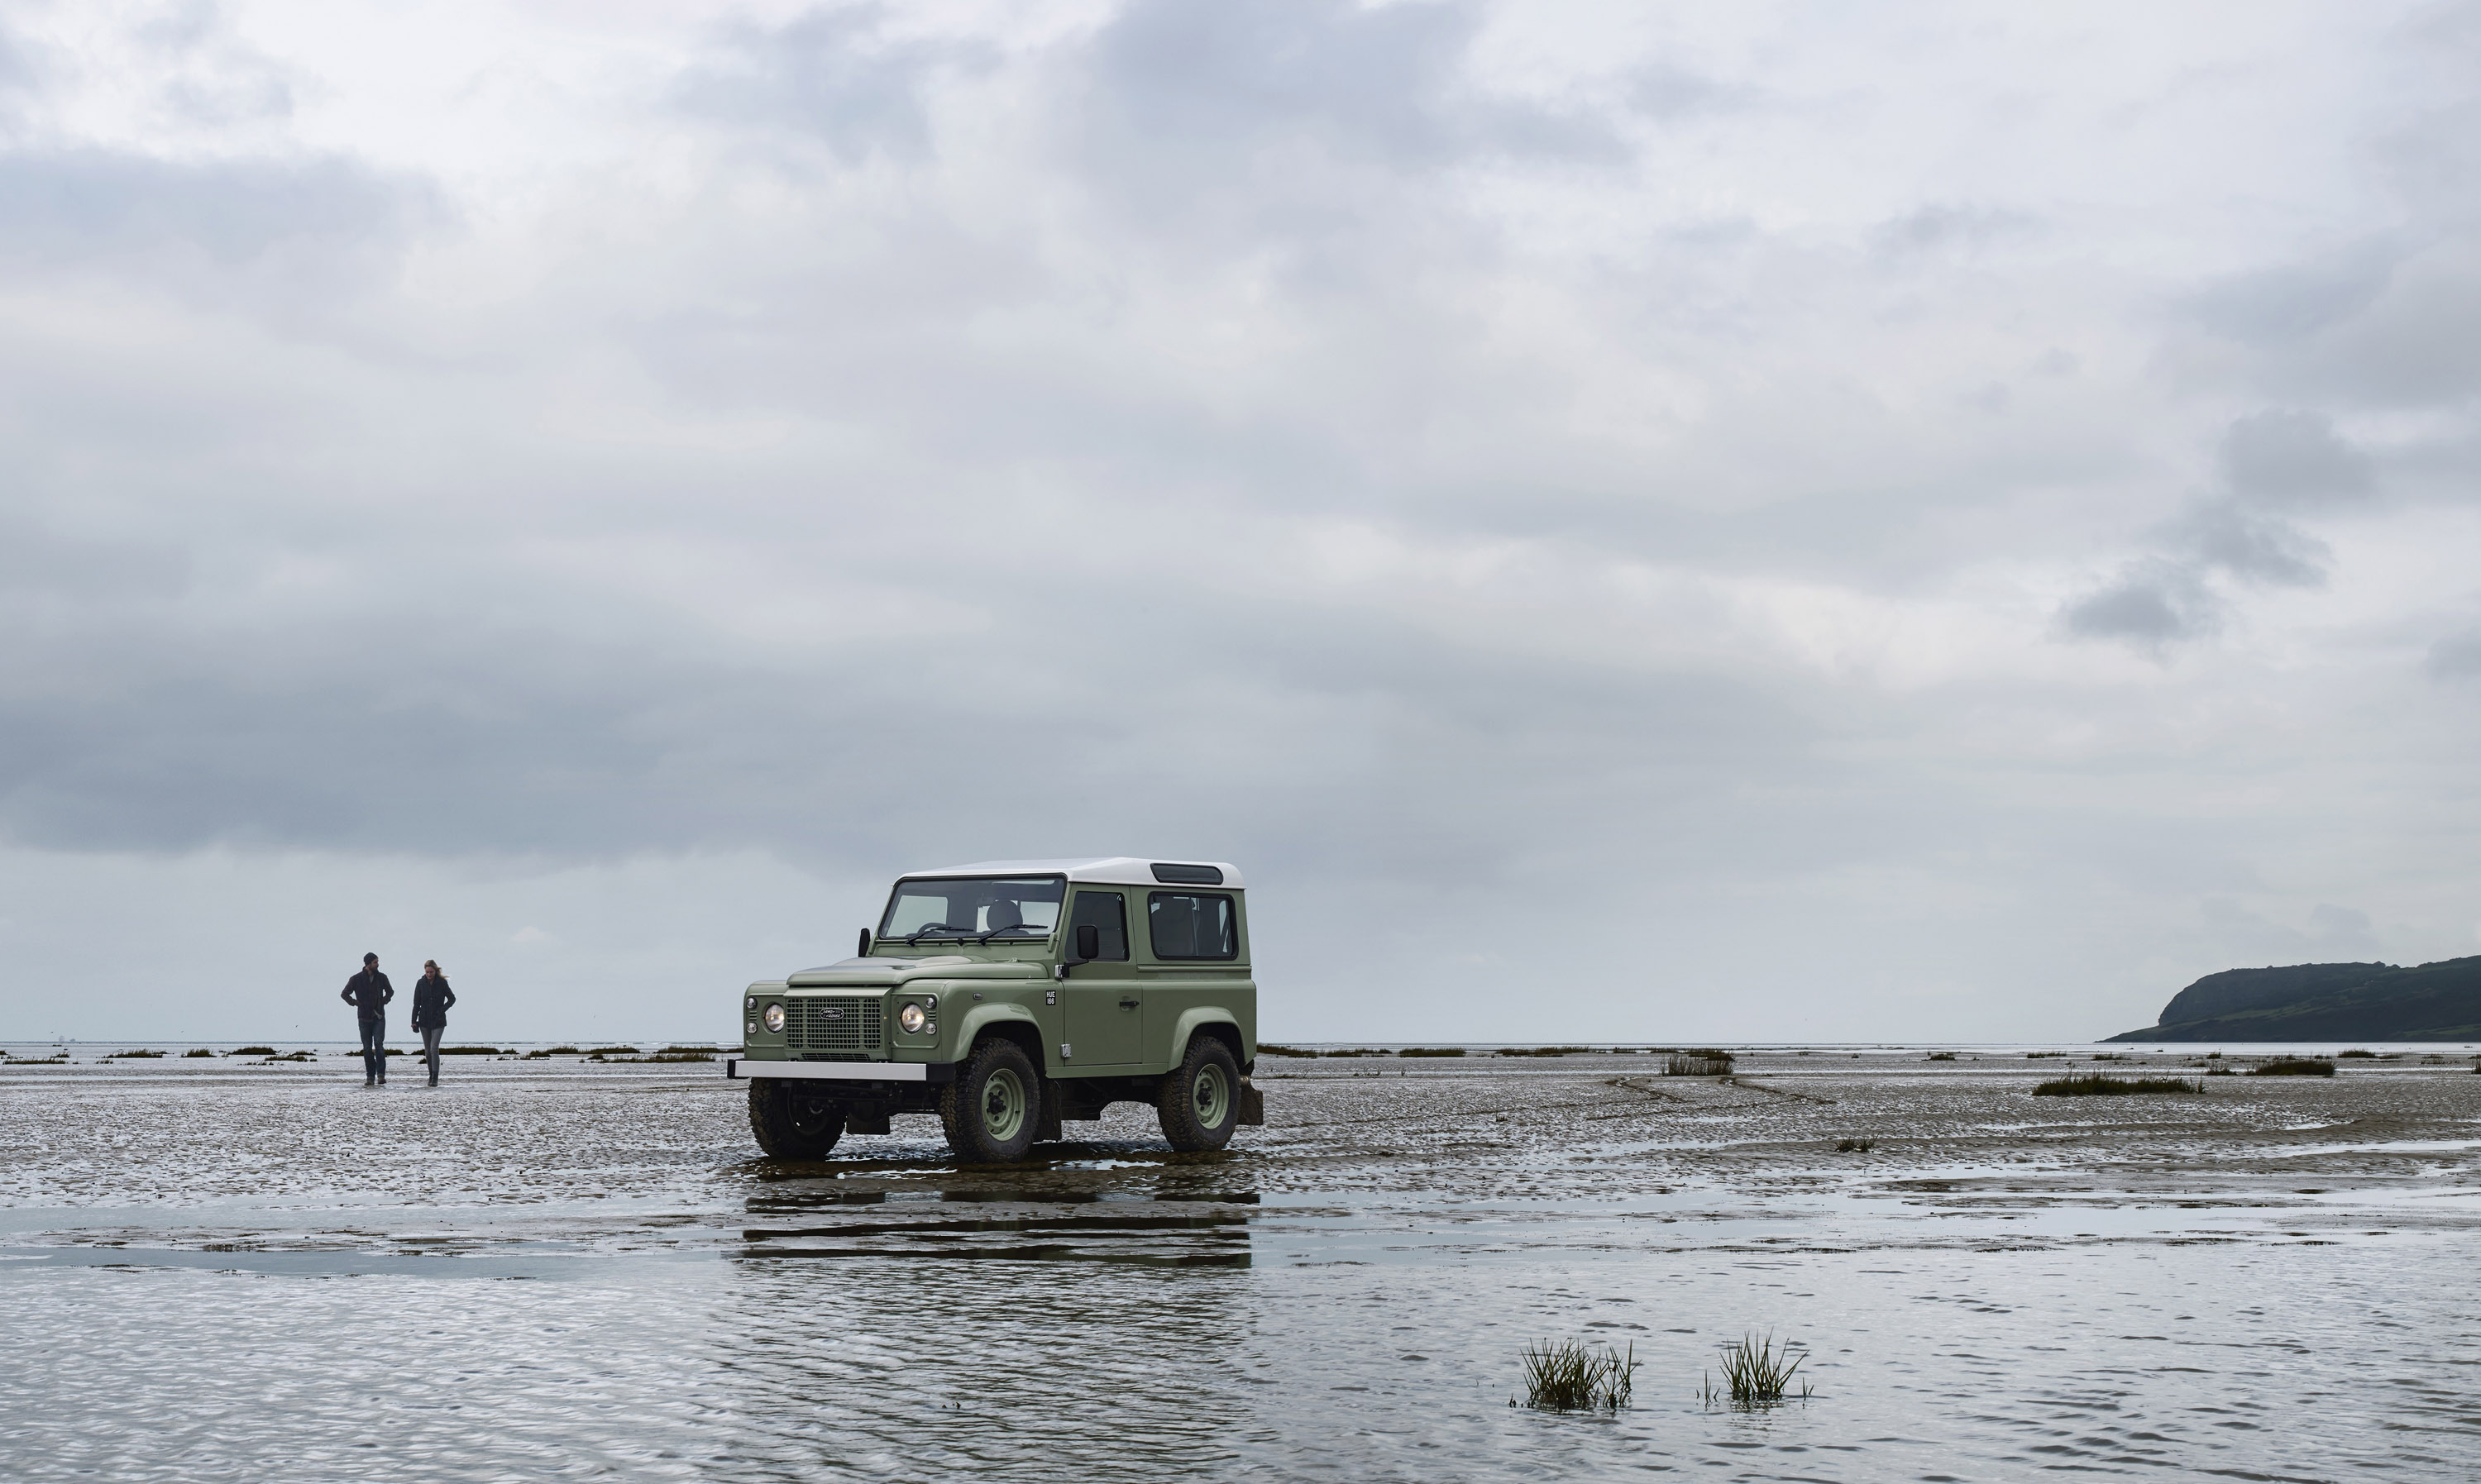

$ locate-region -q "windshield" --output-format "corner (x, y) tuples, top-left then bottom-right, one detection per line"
(879, 876), (1065, 943)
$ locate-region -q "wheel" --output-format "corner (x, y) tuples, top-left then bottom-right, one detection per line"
(1156, 1036), (1240, 1152)
(748, 1079), (845, 1160)
(939, 1038), (1040, 1164)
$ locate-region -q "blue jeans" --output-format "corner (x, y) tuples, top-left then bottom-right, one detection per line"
(359, 1018), (386, 1081)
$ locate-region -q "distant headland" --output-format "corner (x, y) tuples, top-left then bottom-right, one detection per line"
(2106, 955), (2481, 1043)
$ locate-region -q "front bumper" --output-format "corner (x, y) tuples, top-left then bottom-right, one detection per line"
(727, 1057), (955, 1084)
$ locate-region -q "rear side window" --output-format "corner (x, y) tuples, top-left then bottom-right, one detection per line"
(1068, 891), (1130, 961)
(1148, 892), (1237, 961)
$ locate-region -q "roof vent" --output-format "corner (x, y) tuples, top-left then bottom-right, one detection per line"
(1150, 862), (1224, 885)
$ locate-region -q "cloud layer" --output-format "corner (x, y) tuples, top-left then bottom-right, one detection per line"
(2, 1), (2479, 1042)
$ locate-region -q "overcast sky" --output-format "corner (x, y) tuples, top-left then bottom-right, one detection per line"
(2, 0), (2477, 1045)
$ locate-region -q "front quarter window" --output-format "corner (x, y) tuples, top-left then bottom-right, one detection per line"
(1147, 891), (1237, 961)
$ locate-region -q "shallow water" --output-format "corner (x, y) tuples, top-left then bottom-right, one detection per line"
(4, 1049), (2479, 1481)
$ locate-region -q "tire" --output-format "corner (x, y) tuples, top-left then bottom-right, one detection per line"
(1157, 1036), (1240, 1152)
(748, 1079), (846, 1160)
(939, 1038), (1040, 1164)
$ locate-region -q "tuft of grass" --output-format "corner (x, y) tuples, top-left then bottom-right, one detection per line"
(1700, 1333), (1810, 1408)
(1664, 1052), (1733, 1076)
(523, 1046), (584, 1058)
(439, 1046), (508, 1056)
(2033, 1073), (2203, 1096)
(1516, 1338), (1637, 1411)
(583, 1046), (642, 1057)
(260, 1050), (314, 1062)
(103, 1049), (165, 1059)
(2025, 1051), (2068, 1058)
(2335, 1048), (2376, 1058)
(227, 1046), (277, 1057)
(1498, 1047), (1593, 1057)
(1257, 1043), (1322, 1057)
(1398, 1047), (1466, 1057)
(2247, 1057), (2335, 1076)
(183, 1048), (215, 1057)
(1834, 1138), (1875, 1152)
(1925, 1051), (1957, 1061)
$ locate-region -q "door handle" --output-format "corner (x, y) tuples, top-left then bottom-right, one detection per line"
(1118, 997), (1140, 1009)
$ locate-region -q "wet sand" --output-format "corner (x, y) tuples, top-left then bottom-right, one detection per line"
(4, 1047), (2478, 1481)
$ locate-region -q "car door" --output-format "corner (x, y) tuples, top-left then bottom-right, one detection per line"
(1060, 889), (1145, 1069)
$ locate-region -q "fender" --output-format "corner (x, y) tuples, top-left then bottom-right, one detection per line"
(1162, 1006), (1243, 1070)
(953, 1003), (1049, 1073)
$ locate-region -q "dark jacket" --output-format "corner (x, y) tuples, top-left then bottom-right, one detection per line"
(410, 975), (456, 1031)
(342, 968), (394, 1020)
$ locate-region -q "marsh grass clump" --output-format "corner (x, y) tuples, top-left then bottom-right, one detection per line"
(2025, 1051), (2067, 1059)
(227, 1046), (276, 1057)
(1398, 1047), (1466, 1057)
(2247, 1057), (2337, 1077)
(1665, 1050), (1734, 1076)
(2335, 1048), (2376, 1058)
(2033, 1073), (2203, 1096)
(1925, 1051), (1956, 1061)
(1834, 1138), (1876, 1152)
(1256, 1043), (1321, 1058)
(523, 1046), (584, 1058)
(103, 1049), (165, 1059)
(584, 1046), (642, 1058)
(2205, 1063), (2236, 1076)
(440, 1046), (508, 1056)
(183, 1048), (215, 1057)
(1699, 1333), (1810, 1408)
(1516, 1338), (1637, 1411)
(1498, 1047), (1593, 1057)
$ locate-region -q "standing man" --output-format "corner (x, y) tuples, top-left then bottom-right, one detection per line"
(341, 953), (394, 1086)
(410, 960), (457, 1087)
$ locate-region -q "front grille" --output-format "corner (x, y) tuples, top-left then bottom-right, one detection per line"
(786, 995), (882, 1056)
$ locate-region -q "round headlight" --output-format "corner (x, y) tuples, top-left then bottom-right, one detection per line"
(762, 1004), (786, 1033)
(898, 1002), (928, 1034)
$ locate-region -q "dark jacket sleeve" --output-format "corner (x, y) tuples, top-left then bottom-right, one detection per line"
(342, 976), (358, 1006)
(442, 980), (456, 1011)
(377, 972), (394, 1005)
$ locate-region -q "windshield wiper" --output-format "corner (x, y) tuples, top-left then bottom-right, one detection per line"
(976, 924), (1053, 945)
(906, 923), (973, 945)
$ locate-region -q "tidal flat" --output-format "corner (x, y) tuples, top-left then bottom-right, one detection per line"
(3, 1047), (2478, 1482)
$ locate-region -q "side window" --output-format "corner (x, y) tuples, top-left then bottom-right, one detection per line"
(1068, 891), (1129, 961)
(1148, 892), (1237, 961)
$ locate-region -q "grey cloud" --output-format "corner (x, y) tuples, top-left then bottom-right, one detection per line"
(2159, 497), (2329, 587)
(2062, 410), (2377, 649)
(1078, 0), (1623, 188)
(2059, 561), (2218, 648)
(0, 148), (430, 307)
(2216, 410), (2373, 509)
(2428, 630), (2481, 680)
(675, 6), (992, 163)
(2186, 240), (2399, 346)
(1628, 63), (1740, 122)
(1872, 204), (2038, 260)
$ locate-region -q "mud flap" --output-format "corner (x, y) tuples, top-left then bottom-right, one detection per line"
(1236, 1077), (1264, 1127)
(1036, 1079), (1064, 1143)
(844, 1108), (891, 1136)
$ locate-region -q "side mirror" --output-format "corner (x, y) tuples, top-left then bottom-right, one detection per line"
(1075, 923), (1100, 961)
(857, 928), (872, 959)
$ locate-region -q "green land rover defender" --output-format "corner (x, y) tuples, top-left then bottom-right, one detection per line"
(728, 858), (1264, 1163)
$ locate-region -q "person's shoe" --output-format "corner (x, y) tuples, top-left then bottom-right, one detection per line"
(365, 1077), (375, 1087)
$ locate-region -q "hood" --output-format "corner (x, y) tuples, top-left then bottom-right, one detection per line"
(784, 956), (1045, 988)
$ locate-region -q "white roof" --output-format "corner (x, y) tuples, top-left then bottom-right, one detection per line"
(898, 857), (1244, 889)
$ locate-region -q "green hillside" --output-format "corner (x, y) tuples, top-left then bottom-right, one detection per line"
(2106, 955), (2481, 1042)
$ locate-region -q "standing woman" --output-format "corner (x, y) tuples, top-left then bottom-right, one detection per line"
(412, 961), (457, 1087)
